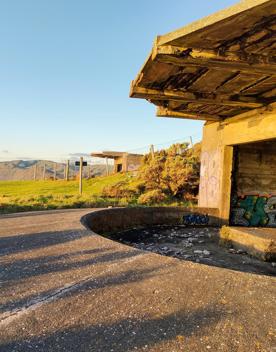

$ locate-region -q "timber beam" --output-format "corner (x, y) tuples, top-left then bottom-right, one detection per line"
(130, 86), (264, 108)
(156, 106), (221, 122)
(152, 45), (276, 76)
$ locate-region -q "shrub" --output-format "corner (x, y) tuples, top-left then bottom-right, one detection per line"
(138, 142), (200, 200)
(102, 180), (145, 200)
(137, 189), (167, 205)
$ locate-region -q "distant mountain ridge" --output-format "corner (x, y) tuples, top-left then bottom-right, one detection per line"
(0, 160), (111, 181)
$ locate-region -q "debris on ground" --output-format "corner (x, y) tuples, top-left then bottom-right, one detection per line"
(109, 225), (276, 276)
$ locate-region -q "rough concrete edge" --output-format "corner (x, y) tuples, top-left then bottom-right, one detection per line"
(220, 226), (276, 262)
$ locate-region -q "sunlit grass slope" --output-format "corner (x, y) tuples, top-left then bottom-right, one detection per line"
(0, 173), (131, 214)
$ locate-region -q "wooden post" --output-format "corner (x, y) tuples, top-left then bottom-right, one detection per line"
(150, 144), (155, 158)
(43, 163), (46, 180)
(33, 163), (37, 181)
(79, 157), (83, 195)
(88, 164), (92, 179)
(105, 157), (109, 176)
(53, 162), (57, 181)
(124, 153), (128, 172)
(65, 160), (69, 181)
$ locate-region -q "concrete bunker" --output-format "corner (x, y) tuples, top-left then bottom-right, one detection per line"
(91, 151), (143, 174)
(129, 0), (276, 260)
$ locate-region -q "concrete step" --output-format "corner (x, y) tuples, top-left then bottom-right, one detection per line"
(220, 226), (276, 262)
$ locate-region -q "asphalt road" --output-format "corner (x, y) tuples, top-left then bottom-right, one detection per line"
(0, 209), (275, 352)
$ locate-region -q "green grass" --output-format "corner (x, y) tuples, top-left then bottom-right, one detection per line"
(0, 173), (132, 214)
(0, 173), (195, 214)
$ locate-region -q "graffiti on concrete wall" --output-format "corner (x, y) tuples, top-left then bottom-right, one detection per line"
(198, 151), (220, 208)
(183, 214), (209, 226)
(231, 195), (276, 227)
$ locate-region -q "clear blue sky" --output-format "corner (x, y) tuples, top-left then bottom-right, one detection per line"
(0, 0), (238, 161)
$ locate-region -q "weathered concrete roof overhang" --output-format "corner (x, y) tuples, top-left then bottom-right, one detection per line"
(91, 151), (142, 159)
(130, 0), (276, 121)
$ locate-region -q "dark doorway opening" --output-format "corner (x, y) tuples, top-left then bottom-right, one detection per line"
(116, 164), (123, 172)
(230, 140), (276, 227)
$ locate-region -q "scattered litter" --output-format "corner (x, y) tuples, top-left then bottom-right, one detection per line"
(194, 250), (203, 254)
(109, 225), (275, 275)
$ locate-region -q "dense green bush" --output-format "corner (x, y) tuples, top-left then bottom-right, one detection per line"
(101, 142), (200, 205)
(139, 142), (200, 200)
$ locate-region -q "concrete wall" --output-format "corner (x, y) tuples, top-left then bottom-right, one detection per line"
(81, 207), (220, 235)
(125, 154), (143, 172)
(114, 154), (143, 173)
(198, 106), (276, 223)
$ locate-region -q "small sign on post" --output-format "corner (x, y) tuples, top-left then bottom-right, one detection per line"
(76, 158), (87, 195)
(75, 161), (87, 166)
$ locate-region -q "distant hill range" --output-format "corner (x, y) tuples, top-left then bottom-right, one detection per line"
(0, 160), (111, 181)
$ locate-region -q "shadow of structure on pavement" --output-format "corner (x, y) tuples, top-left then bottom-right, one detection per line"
(0, 304), (229, 352)
(0, 229), (92, 256)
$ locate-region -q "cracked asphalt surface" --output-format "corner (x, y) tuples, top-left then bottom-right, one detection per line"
(0, 209), (275, 352)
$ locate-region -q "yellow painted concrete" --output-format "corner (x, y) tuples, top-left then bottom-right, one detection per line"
(199, 105), (276, 222)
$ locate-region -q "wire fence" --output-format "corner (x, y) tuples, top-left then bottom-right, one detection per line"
(0, 133), (202, 181)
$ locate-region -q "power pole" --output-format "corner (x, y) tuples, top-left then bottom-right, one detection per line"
(105, 157), (109, 176)
(79, 157), (83, 195)
(189, 136), (194, 148)
(150, 144), (155, 158)
(65, 160), (70, 181)
(33, 163), (37, 181)
(43, 163), (46, 180)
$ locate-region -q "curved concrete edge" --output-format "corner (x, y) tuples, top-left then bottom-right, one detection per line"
(81, 206), (220, 235)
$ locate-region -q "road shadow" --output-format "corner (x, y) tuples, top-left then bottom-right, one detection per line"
(0, 263), (165, 316)
(1, 246), (145, 285)
(0, 304), (228, 352)
(0, 229), (93, 256)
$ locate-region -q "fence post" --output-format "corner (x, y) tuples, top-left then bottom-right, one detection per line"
(88, 164), (92, 179)
(105, 157), (109, 176)
(43, 163), (46, 180)
(53, 162), (57, 181)
(79, 157), (83, 195)
(150, 144), (155, 158)
(33, 164), (37, 181)
(65, 160), (69, 181)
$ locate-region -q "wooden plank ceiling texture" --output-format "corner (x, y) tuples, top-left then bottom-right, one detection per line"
(130, 0), (276, 121)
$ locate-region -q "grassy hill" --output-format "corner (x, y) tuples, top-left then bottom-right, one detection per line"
(0, 173), (131, 214)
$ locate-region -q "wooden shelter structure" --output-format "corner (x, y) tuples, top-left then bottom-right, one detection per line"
(130, 0), (276, 227)
(91, 151), (143, 173)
